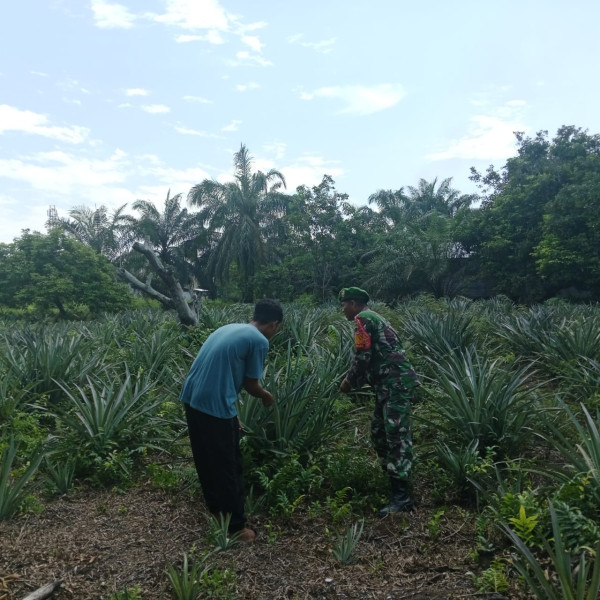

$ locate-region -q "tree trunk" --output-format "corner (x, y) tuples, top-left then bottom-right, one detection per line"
(117, 241), (197, 326)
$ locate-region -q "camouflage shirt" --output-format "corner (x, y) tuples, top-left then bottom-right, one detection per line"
(345, 309), (418, 391)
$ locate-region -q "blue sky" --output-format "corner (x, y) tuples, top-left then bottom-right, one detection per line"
(1, 0), (599, 243)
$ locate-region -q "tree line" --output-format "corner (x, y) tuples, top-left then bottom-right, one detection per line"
(1, 125), (599, 320)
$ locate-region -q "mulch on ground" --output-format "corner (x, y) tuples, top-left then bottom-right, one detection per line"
(1, 483), (526, 599)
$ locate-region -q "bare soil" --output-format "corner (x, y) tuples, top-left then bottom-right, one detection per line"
(0, 482), (529, 600)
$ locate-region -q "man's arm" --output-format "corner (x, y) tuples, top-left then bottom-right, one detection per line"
(244, 378), (274, 407)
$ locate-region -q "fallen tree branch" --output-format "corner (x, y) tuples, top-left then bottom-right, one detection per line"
(117, 241), (197, 326)
(21, 579), (63, 600)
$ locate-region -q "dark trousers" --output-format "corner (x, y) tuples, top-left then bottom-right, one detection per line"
(184, 404), (246, 532)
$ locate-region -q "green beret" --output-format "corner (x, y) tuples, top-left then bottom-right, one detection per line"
(338, 287), (370, 303)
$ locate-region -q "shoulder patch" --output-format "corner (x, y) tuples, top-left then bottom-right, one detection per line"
(354, 316), (372, 350)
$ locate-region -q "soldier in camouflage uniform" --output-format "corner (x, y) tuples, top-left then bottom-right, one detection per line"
(339, 287), (419, 515)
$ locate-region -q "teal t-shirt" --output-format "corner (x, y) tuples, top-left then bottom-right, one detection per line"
(179, 323), (269, 418)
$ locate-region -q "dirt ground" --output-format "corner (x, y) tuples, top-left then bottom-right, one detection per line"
(0, 483), (527, 600)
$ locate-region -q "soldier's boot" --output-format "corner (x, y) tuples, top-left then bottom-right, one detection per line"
(378, 479), (413, 517)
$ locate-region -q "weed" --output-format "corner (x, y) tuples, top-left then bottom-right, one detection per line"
(332, 520), (364, 565)
(427, 508), (446, 541)
(103, 586), (142, 600)
(471, 558), (508, 593)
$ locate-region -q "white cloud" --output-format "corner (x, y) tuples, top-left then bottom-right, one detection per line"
(288, 34), (336, 54)
(0, 151), (212, 242)
(125, 88), (149, 97)
(0, 150), (130, 193)
(176, 30), (224, 44)
(0, 149), (217, 242)
(174, 125), (221, 138)
(182, 95), (213, 104)
(91, 0), (136, 29)
(235, 20), (267, 33)
(138, 164), (211, 190)
(301, 84), (406, 116)
(0, 105), (89, 143)
(0, 196), (52, 242)
(426, 104), (529, 161)
(154, 0), (230, 31)
(141, 104), (171, 114)
(228, 51), (273, 67)
(281, 155), (344, 191)
(241, 35), (264, 52)
(221, 120), (242, 132)
(262, 141), (286, 160)
(236, 82), (260, 92)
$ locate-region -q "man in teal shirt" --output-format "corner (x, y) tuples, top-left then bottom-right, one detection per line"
(180, 299), (283, 542)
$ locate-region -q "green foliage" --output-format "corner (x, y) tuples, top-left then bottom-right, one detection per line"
(146, 463), (182, 492)
(239, 342), (347, 460)
(254, 455), (323, 517)
(332, 519), (364, 565)
(508, 503), (540, 548)
(326, 487), (354, 524)
(188, 143), (286, 302)
(199, 568), (237, 600)
(47, 372), (168, 481)
(427, 508), (446, 541)
(207, 513), (244, 551)
(504, 501), (600, 600)
(553, 500), (600, 554)
(0, 437), (44, 520)
(544, 400), (600, 506)
(320, 441), (387, 504)
(0, 369), (29, 422)
(166, 553), (207, 600)
(0, 229), (133, 317)
(401, 300), (479, 372)
(103, 586), (142, 600)
(471, 559), (509, 593)
(432, 440), (487, 501)
(494, 491), (545, 549)
(1, 325), (106, 403)
(43, 455), (76, 496)
(422, 346), (540, 457)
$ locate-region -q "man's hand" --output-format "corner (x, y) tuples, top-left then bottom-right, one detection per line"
(261, 391), (274, 407)
(340, 379), (352, 393)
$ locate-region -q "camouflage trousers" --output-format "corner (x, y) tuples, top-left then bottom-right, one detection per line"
(370, 382), (413, 484)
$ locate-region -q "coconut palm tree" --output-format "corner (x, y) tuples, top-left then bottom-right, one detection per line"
(187, 144), (287, 302)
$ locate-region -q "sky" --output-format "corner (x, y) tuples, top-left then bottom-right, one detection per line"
(1, 0), (599, 243)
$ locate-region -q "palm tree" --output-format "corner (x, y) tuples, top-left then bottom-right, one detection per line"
(364, 178), (475, 299)
(54, 204), (134, 263)
(133, 190), (203, 285)
(367, 188), (409, 228)
(187, 144), (287, 302)
(406, 177), (474, 218)
(132, 190), (204, 266)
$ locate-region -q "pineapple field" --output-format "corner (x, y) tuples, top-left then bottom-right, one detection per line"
(2, 297), (600, 599)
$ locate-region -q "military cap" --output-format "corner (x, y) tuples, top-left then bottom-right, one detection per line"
(338, 287), (370, 303)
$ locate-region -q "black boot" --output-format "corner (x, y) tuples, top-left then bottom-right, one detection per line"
(378, 479), (413, 517)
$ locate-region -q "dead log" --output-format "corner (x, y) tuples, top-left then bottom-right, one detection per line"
(20, 579), (63, 600)
(117, 240), (198, 326)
